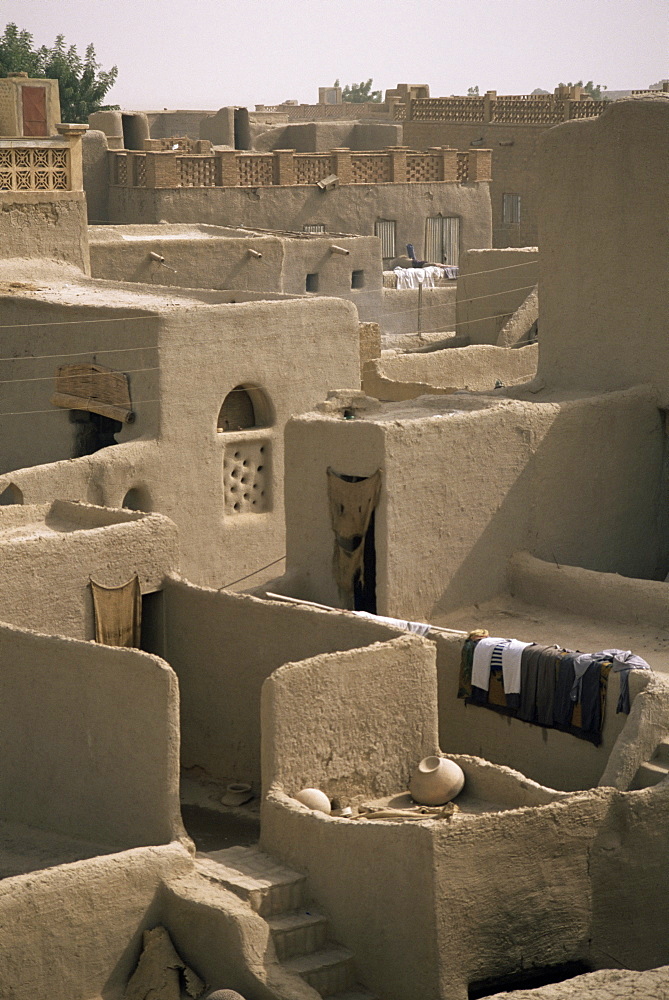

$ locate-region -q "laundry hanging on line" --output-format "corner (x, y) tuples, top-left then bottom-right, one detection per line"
(458, 634), (651, 746)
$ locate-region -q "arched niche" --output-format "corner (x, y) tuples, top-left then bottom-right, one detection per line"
(122, 486), (152, 512)
(217, 384), (272, 433)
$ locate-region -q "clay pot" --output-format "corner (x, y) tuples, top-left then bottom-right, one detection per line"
(220, 782), (253, 807)
(409, 756), (465, 806)
(295, 787), (331, 814)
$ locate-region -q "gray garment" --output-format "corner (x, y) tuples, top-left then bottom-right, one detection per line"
(535, 646), (562, 726)
(571, 648), (651, 713)
(518, 645), (559, 724)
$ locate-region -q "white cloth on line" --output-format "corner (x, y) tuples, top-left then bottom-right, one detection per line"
(393, 266), (441, 290)
(501, 639), (533, 695)
(352, 610), (431, 637)
(471, 637), (509, 691)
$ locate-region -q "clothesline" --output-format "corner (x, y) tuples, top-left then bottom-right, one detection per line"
(459, 631), (651, 746)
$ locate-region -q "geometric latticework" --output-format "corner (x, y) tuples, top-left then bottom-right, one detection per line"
(456, 153), (469, 183)
(351, 154), (391, 183)
(406, 153), (441, 182)
(492, 97), (564, 125)
(294, 155), (331, 185)
(568, 100), (606, 120)
(134, 154), (146, 186)
(412, 97), (486, 122)
(178, 156), (216, 186)
(0, 142), (70, 191)
(115, 153), (128, 185)
(158, 135), (195, 151)
(236, 155), (274, 186)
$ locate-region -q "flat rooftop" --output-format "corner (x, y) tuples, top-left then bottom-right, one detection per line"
(434, 594), (669, 675)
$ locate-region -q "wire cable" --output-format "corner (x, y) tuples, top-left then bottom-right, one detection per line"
(218, 555), (286, 590)
(0, 366), (160, 385)
(0, 313), (159, 330)
(0, 399), (160, 418)
(0, 345), (158, 362)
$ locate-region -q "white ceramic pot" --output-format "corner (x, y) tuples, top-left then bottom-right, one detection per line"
(295, 787), (331, 814)
(409, 756), (465, 806)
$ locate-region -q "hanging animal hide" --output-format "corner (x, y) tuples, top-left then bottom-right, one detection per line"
(326, 468), (381, 605)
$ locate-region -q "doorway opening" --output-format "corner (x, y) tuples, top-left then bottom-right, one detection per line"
(71, 411), (122, 457)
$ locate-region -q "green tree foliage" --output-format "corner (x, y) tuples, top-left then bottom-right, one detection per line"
(467, 85), (479, 97)
(335, 78), (382, 103)
(0, 23), (118, 122)
(0, 23), (42, 77)
(559, 79), (608, 100)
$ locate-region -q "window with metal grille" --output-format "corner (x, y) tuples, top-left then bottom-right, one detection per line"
(303, 223), (326, 233)
(374, 219), (396, 260)
(502, 193), (521, 224)
(425, 216), (460, 265)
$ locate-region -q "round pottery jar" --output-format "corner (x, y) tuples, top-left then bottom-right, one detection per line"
(295, 787), (331, 814)
(409, 756), (465, 806)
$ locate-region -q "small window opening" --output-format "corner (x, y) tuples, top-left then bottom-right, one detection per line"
(303, 224), (326, 233)
(351, 270), (365, 289)
(502, 193), (521, 225)
(306, 272), (319, 293)
(375, 218), (397, 261)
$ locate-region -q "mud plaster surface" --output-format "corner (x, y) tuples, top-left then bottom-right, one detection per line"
(0, 818), (112, 879)
(435, 595), (669, 674)
(485, 964), (669, 999)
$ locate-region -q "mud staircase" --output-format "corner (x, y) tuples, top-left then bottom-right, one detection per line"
(630, 737), (669, 789)
(196, 845), (378, 1000)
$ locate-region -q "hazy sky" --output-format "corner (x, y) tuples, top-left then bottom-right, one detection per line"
(1, 0), (666, 110)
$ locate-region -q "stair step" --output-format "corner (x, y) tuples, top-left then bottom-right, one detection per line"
(284, 945), (356, 997)
(651, 737), (669, 765)
(631, 761), (669, 790)
(195, 845), (306, 916)
(267, 908), (329, 960)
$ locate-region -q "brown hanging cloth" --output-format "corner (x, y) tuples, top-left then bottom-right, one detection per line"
(326, 468), (381, 607)
(91, 575), (142, 648)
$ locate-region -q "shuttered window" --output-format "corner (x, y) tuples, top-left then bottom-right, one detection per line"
(502, 193), (521, 224)
(22, 86), (48, 137)
(425, 216), (460, 265)
(374, 219), (396, 260)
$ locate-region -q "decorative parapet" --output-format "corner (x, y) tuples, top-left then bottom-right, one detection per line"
(410, 97), (486, 123)
(491, 96), (565, 124)
(0, 124), (87, 193)
(109, 146), (491, 189)
(396, 93), (609, 124)
(143, 136), (213, 153)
